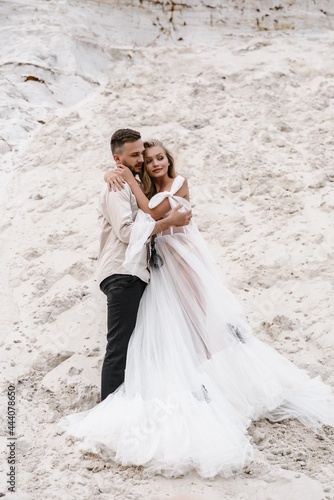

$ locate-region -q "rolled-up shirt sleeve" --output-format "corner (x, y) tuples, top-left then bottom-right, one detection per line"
(105, 185), (135, 244)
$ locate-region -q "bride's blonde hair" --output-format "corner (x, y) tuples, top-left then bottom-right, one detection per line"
(140, 139), (177, 199)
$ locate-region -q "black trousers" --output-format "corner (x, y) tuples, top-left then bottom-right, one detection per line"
(100, 274), (147, 401)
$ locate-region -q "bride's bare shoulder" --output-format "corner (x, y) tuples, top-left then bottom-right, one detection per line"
(175, 175), (190, 201)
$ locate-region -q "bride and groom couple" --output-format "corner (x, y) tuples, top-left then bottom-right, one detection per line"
(60, 128), (334, 479)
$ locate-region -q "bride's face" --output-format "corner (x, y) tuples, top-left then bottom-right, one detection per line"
(144, 146), (169, 179)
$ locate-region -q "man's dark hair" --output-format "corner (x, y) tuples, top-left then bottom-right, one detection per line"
(110, 129), (141, 154)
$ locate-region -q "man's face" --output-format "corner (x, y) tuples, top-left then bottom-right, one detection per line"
(114, 139), (145, 175)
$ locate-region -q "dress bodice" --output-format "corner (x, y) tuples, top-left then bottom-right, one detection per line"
(148, 175), (190, 213)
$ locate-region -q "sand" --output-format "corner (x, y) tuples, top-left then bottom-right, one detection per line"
(0, 0), (334, 498)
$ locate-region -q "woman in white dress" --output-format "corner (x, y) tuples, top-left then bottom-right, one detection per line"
(59, 139), (334, 479)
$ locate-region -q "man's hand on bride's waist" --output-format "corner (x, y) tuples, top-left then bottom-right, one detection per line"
(168, 204), (192, 227)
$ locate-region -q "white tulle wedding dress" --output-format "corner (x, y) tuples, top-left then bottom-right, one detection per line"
(59, 175), (334, 479)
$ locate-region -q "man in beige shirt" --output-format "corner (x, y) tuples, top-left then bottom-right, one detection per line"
(98, 129), (192, 401)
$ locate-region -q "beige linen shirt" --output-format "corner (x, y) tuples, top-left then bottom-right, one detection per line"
(96, 183), (150, 285)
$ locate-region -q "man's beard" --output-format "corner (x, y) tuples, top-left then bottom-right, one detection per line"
(123, 160), (142, 174)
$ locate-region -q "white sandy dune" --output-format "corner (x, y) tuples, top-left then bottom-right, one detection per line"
(1, 1), (334, 498)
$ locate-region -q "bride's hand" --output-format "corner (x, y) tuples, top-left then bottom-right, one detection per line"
(115, 163), (135, 184)
(104, 169), (126, 192)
